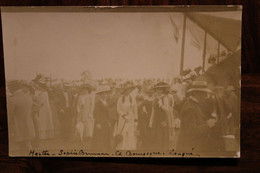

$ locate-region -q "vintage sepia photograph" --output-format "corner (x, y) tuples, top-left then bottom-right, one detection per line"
(1, 6), (241, 157)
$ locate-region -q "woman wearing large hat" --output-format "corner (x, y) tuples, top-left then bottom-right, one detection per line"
(92, 86), (112, 150)
(34, 77), (55, 140)
(114, 82), (138, 150)
(76, 82), (95, 146)
(149, 82), (170, 150)
(7, 80), (36, 151)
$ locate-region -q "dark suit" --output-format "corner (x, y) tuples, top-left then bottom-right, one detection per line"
(177, 96), (222, 153)
(57, 89), (75, 139)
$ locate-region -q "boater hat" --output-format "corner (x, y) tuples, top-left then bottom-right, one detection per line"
(187, 80), (212, 93)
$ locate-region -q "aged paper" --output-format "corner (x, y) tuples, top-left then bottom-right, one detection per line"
(1, 6), (241, 157)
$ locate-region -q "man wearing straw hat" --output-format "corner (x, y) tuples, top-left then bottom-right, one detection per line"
(177, 80), (219, 153)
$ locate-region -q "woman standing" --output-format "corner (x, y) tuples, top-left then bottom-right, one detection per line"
(7, 80), (35, 151)
(36, 78), (55, 140)
(76, 83), (94, 147)
(92, 86), (111, 151)
(149, 82), (170, 150)
(115, 83), (137, 150)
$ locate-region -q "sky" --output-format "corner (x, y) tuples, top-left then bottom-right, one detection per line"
(1, 10), (241, 80)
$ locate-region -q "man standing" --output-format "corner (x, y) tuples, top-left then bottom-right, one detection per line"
(177, 81), (219, 153)
(57, 81), (75, 140)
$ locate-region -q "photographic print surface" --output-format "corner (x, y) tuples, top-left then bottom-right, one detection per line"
(1, 6), (241, 157)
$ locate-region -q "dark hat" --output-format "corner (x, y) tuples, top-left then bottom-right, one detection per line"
(37, 77), (47, 84)
(20, 80), (35, 91)
(187, 80), (212, 93)
(153, 82), (169, 89)
(121, 82), (135, 94)
(7, 80), (20, 88)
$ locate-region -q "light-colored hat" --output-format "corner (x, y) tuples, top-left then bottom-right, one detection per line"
(187, 80), (212, 93)
(96, 85), (111, 94)
(63, 81), (72, 87)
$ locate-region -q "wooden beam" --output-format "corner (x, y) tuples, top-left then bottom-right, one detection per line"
(202, 31), (207, 72)
(180, 15), (187, 75)
(217, 42), (220, 63)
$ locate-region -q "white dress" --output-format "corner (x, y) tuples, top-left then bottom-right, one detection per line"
(115, 95), (137, 150)
(76, 92), (94, 138)
(37, 90), (54, 139)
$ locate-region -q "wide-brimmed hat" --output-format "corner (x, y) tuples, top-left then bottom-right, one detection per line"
(121, 82), (136, 94)
(63, 81), (73, 87)
(20, 81), (35, 91)
(153, 82), (170, 89)
(7, 80), (20, 88)
(37, 77), (47, 84)
(96, 85), (111, 95)
(187, 80), (212, 93)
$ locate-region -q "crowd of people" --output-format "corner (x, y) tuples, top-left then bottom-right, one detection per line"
(7, 66), (240, 154)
